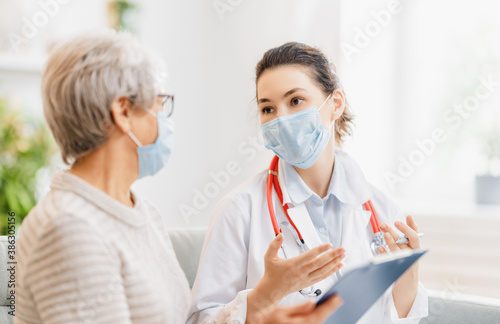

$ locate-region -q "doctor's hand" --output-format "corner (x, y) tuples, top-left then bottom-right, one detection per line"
(247, 233), (344, 322)
(378, 215), (421, 253)
(378, 215), (421, 318)
(250, 294), (343, 324)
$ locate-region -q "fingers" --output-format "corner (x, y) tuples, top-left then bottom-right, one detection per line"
(378, 246), (387, 254)
(406, 215), (419, 232)
(272, 295), (343, 324)
(394, 220), (420, 249)
(384, 232), (401, 252)
(381, 217), (421, 250)
(379, 222), (399, 241)
(294, 243), (333, 264)
(311, 295), (343, 323)
(302, 247), (344, 273)
(264, 233), (284, 261)
(285, 300), (315, 316)
(308, 254), (344, 282)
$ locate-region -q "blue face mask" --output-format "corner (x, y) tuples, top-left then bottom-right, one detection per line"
(261, 95), (332, 169)
(128, 111), (174, 179)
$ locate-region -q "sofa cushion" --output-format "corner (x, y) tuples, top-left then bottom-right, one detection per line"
(168, 227), (206, 288)
(423, 293), (500, 324)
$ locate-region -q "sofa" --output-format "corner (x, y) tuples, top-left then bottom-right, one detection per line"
(1, 229), (499, 323)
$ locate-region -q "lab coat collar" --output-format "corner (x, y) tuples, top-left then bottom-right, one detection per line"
(327, 154), (349, 204)
(277, 150), (373, 208)
(334, 150), (373, 206)
(279, 160), (314, 205)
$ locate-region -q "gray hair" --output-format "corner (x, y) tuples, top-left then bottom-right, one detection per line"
(42, 30), (166, 164)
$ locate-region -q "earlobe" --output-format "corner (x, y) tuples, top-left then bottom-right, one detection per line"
(110, 96), (132, 134)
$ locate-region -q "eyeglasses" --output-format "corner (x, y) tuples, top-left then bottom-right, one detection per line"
(128, 94), (175, 118)
(157, 94), (175, 117)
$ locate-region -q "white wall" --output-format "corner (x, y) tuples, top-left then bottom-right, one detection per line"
(336, 0), (400, 196)
(3, 0), (499, 225)
(0, 0), (343, 228)
(0, 0), (107, 116)
(131, 0), (342, 227)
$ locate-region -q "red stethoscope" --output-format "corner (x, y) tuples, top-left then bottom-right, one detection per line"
(266, 156), (390, 297)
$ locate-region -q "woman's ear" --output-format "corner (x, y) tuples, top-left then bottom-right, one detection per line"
(330, 88), (346, 122)
(110, 96), (132, 134)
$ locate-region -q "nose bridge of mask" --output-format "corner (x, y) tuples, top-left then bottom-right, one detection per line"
(317, 94), (334, 131)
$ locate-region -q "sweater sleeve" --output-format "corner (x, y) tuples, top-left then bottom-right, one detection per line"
(18, 214), (132, 324)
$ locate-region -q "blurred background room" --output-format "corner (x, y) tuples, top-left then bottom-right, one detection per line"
(1, 0), (499, 318)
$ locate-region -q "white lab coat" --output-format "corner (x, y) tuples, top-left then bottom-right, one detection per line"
(187, 150), (428, 324)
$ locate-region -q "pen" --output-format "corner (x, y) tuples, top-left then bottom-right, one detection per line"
(395, 233), (424, 244)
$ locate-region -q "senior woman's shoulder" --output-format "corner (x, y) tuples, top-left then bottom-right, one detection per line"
(16, 191), (118, 276)
(35, 183), (112, 223)
(18, 177), (129, 259)
(23, 188), (83, 223)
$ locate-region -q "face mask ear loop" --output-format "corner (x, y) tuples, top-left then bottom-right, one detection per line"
(145, 108), (157, 118)
(317, 94), (332, 112)
(317, 94), (335, 132)
(128, 131), (143, 147)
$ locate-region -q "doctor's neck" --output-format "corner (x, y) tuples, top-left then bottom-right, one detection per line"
(293, 139), (336, 199)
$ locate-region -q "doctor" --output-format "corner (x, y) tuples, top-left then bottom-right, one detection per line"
(16, 32), (342, 324)
(188, 42), (428, 323)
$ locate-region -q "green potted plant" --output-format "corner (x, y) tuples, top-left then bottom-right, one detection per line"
(107, 0), (138, 32)
(0, 97), (56, 235)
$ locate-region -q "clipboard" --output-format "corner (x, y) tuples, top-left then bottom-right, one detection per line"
(316, 249), (428, 324)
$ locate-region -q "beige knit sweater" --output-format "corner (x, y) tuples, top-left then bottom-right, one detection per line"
(15, 171), (190, 324)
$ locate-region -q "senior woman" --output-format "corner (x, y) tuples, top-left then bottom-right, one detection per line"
(15, 31), (341, 324)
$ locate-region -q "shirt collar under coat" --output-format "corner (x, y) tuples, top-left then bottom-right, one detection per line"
(277, 150), (373, 208)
